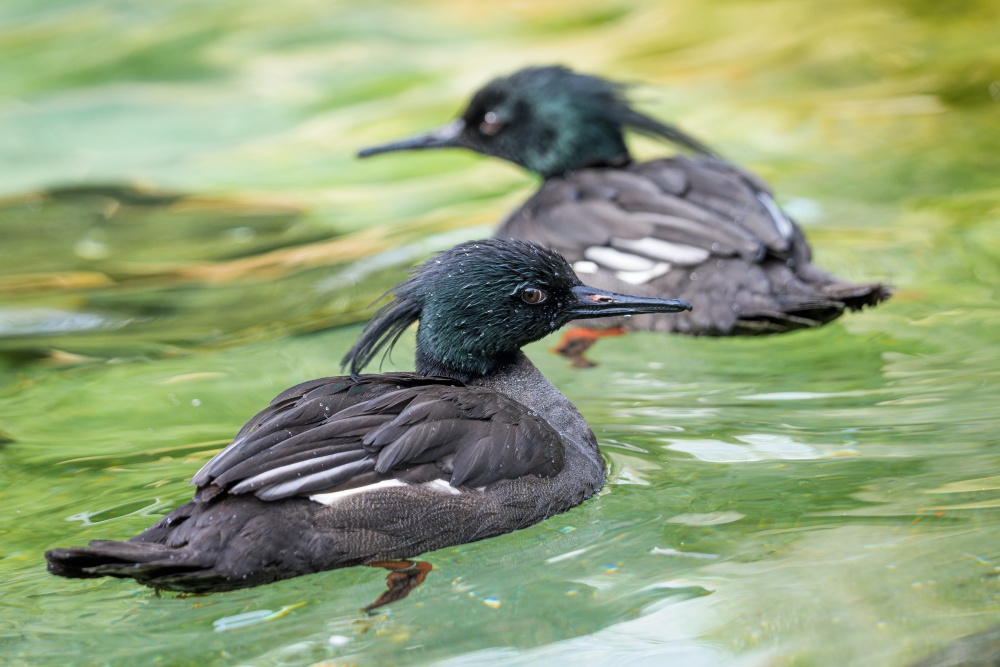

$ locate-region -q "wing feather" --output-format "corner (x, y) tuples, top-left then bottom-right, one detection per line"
(494, 156), (887, 334)
(192, 376), (563, 502)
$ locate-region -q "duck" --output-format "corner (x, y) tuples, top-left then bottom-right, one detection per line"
(358, 65), (891, 366)
(45, 239), (691, 611)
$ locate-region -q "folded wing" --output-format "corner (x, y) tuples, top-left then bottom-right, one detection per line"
(192, 373), (564, 501)
(498, 156), (888, 334)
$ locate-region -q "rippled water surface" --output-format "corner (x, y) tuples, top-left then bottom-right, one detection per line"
(2, 1), (999, 665)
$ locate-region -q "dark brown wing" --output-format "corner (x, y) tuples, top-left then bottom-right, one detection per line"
(496, 156), (889, 335)
(191, 373), (564, 501)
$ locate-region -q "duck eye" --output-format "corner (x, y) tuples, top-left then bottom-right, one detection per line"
(521, 287), (546, 304)
(479, 111), (503, 136)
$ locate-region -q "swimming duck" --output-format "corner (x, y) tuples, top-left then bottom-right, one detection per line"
(45, 239), (691, 610)
(359, 66), (890, 366)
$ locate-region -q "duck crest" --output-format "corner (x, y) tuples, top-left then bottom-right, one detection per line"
(462, 66), (717, 176)
(342, 296), (421, 377)
(343, 239), (581, 381)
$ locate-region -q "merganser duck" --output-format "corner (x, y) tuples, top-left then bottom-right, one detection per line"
(358, 66), (890, 366)
(45, 239), (691, 610)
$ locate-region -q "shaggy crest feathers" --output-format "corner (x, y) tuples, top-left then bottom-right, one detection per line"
(616, 105), (719, 158)
(342, 297), (420, 377)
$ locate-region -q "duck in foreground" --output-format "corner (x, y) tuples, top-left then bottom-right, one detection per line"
(45, 239), (691, 611)
(359, 66), (891, 366)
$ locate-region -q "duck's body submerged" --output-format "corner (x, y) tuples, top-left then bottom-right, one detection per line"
(46, 240), (690, 604)
(359, 65), (890, 345)
(49, 362), (600, 593)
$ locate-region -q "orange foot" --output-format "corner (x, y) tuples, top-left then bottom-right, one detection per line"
(364, 560), (433, 613)
(552, 328), (625, 369)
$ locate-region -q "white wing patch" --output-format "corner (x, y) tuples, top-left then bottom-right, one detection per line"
(580, 242), (683, 285)
(612, 237), (710, 265)
(615, 262), (671, 285)
(424, 478), (463, 495)
(756, 192), (794, 241)
(583, 246), (656, 272)
(309, 478), (462, 506)
(310, 479), (405, 505)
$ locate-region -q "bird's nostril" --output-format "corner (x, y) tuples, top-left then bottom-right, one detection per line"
(588, 294), (614, 303)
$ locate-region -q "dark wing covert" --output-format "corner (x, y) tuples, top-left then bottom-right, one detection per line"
(191, 373), (564, 501)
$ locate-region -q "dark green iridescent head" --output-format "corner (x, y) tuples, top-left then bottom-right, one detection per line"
(342, 239), (691, 380)
(358, 65), (717, 178)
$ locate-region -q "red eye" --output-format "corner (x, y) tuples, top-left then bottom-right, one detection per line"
(521, 288), (546, 304)
(479, 111), (503, 136)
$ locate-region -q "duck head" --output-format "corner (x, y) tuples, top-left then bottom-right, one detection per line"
(343, 239), (691, 380)
(358, 65), (716, 178)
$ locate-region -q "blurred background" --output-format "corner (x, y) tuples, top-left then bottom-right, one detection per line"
(1, 1), (999, 666)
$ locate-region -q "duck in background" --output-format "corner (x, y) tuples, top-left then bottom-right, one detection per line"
(46, 239), (691, 611)
(359, 66), (890, 367)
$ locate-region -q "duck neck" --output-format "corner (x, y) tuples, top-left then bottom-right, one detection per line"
(416, 346), (577, 434)
(468, 352), (602, 470)
(414, 347), (514, 384)
(563, 150), (631, 175)
(413, 322), (519, 383)
(535, 134), (631, 178)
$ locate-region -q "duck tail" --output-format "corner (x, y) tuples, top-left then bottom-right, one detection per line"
(45, 495), (329, 593)
(824, 282), (893, 311)
(45, 539), (212, 581)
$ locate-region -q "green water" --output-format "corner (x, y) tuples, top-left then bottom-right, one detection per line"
(2, 1), (999, 665)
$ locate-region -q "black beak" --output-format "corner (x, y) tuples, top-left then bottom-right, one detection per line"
(358, 119), (466, 158)
(567, 285), (691, 319)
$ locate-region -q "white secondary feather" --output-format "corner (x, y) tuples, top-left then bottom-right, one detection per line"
(612, 237), (710, 265)
(756, 192), (795, 241)
(310, 479), (405, 505)
(583, 246), (656, 272)
(424, 478), (462, 495)
(309, 478), (462, 506)
(615, 262), (671, 285)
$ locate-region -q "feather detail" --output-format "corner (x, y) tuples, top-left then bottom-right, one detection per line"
(191, 377), (564, 502)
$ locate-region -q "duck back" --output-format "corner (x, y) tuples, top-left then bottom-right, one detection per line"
(497, 156), (890, 335)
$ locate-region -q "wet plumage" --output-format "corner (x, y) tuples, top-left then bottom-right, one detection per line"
(46, 240), (690, 602)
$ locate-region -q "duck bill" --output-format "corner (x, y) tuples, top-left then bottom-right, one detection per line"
(567, 285), (691, 319)
(358, 119), (466, 158)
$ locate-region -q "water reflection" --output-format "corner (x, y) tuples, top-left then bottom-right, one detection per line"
(3, 0), (1000, 665)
